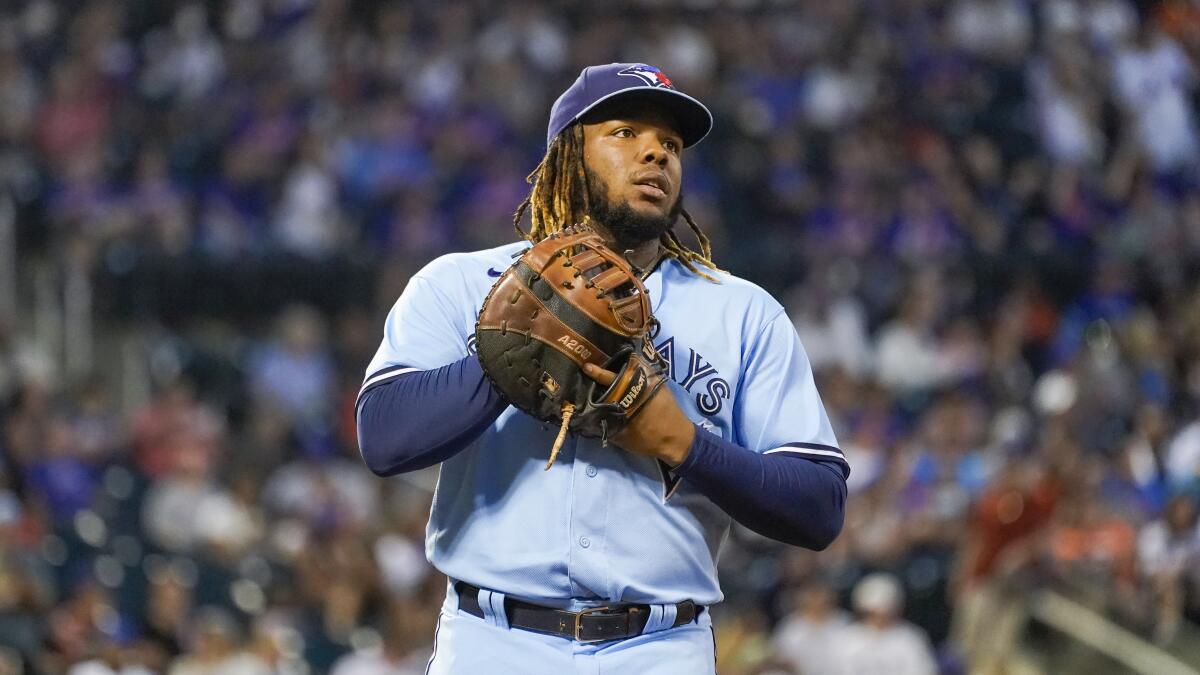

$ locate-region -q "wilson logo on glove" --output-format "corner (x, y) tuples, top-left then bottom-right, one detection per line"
(619, 370), (646, 409)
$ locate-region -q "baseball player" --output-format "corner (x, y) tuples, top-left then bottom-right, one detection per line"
(356, 63), (849, 674)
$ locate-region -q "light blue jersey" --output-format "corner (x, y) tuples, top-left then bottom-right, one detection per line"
(362, 241), (841, 609)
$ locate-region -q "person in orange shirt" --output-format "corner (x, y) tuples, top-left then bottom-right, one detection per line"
(1046, 486), (1138, 594)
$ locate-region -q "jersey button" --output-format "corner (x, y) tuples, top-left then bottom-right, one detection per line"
(585, 465), (598, 477)
(579, 536), (591, 549)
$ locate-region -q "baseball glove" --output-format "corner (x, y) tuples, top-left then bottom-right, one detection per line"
(476, 224), (667, 469)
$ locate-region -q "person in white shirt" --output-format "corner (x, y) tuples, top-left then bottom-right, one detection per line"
(330, 615), (431, 675)
(771, 581), (852, 675)
(835, 573), (938, 675)
(1138, 494), (1200, 642)
(1112, 23), (1198, 173)
(167, 607), (271, 675)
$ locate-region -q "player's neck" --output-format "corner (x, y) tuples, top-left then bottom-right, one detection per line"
(617, 238), (663, 274)
(585, 220), (662, 275)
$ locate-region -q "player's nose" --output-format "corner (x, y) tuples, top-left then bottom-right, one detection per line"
(639, 138), (669, 167)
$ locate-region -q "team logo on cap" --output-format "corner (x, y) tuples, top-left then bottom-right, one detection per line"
(618, 65), (674, 89)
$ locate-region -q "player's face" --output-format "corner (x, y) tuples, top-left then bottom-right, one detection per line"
(581, 104), (684, 223)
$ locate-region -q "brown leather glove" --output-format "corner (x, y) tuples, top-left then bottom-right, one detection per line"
(475, 225), (668, 468)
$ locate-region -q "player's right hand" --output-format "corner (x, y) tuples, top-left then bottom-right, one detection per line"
(583, 363), (696, 467)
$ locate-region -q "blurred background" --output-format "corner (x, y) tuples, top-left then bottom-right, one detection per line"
(1, 0), (1199, 673)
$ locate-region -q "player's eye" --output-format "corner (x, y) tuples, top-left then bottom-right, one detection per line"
(613, 128), (634, 138)
(663, 139), (680, 153)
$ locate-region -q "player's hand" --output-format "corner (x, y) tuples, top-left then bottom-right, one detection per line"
(583, 363), (696, 467)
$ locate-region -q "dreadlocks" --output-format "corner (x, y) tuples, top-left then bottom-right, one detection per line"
(512, 124), (720, 281)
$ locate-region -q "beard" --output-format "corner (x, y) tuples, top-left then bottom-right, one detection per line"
(585, 168), (682, 252)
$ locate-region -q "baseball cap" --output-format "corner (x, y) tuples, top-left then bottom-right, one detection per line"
(851, 573), (903, 615)
(546, 63), (713, 149)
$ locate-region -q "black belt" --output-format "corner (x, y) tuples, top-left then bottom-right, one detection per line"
(454, 581), (701, 643)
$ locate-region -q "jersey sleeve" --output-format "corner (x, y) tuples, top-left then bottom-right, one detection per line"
(359, 271), (471, 400)
(733, 310), (848, 477)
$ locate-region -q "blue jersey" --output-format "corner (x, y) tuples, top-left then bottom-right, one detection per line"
(361, 241), (842, 608)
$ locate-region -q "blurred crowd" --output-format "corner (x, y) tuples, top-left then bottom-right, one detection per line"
(2, 0), (1200, 673)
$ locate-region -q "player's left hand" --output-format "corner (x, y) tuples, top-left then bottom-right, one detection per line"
(583, 363), (696, 467)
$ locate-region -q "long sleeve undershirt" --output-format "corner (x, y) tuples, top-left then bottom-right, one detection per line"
(356, 356), (508, 476)
(356, 358), (847, 550)
(673, 428), (847, 550)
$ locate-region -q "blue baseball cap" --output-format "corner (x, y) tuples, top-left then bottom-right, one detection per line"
(546, 63), (713, 149)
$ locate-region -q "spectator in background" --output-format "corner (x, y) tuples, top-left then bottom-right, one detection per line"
(68, 648), (155, 675)
(1167, 417), (1200, 489)
(274, 133), (342, 259)
(34, 57), (110, 174)
(1029, 44), (1106, 166)
(1044, 482), (1138, 593)
(24, 415), (101, 525)
(140, 578), (191, 666)
(1040, 0), (1137, 50)
(1112, 21), (1198, 176)
(883, 177), (966, 266)
(261, 442), (379, 532)
(146, 4), (225, 103)
(66, 619), (157, 675)
(949, 0), (1033, 61)
(373, 502), (434, 600)
(45, 580), (121, 672)
(952, 455), (1061, 675)
(875, 271), (985, 394)
(130, 379), (225, 480)
(192, 472), (265, 558)
(802, 45), (874, 131)
(124, 145), (193, 257)
(835, 573), (937, 675)
(790, 261), (874, 380)
(1049, 258), (1136, 366)
(139, 439), (226, 554)
(329, 606), (431, 675)
(167, 606), (267, 675)
(1139, 493), (1200, 642)
(874, 274), (947, 394)
(0, 492), (51, 672)
(248, 305), (336, 430)
(771, 581), (851, 675)
(67, 377), (125, 464)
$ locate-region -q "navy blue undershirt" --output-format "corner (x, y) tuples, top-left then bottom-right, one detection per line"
(672, 428), (846, 549)
(356, 355), (847, 550)
(356, 356), (508, 476)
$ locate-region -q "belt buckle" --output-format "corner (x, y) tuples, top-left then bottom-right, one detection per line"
(574, 605), (621, 642)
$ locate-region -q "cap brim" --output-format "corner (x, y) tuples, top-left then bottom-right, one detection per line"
(573, 87), (713, 148)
